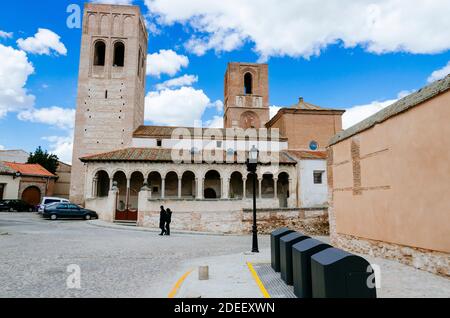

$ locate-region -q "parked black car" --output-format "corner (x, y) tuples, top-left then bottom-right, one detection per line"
(0, 200), (35, 212)
(43, 203), (98, 221)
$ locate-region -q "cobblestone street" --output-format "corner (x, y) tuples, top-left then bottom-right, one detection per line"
(1, 213), (449, 298)
(0, 213), (269, 298)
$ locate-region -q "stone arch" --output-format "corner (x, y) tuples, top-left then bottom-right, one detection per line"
(93, 40), (106, 66)
(245, 173), (257, 198)
(261, 173), (275, 198)
(113, 171), (127, 211)
(113, 15), (122, 35)
(113, 41), (125, 67)
(129, 171), (144, 210)
(229, 171), (244, 199)
(88, 14), (97, 34)
(147, 171), (162, 198)
(204, 170), (221, 199)
(240, 111), (260, 129)
(124, 16), (134, 36)
(100, 14), (109, 35)
(21, 186), (41, 206)
(181, 171), (196, 198)
(165, 171), (179, 198)
(94, 169), (110, 198)
(277, 172), (290, 208)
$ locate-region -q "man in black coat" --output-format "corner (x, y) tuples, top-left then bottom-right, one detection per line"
(159, 206), (167, 236)
(165, 208), (172, 236)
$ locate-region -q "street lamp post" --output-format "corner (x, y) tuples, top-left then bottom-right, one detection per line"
(247, 145), (259, 253)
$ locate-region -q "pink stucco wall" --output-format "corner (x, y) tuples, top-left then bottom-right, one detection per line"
(329, 90), (450, 253)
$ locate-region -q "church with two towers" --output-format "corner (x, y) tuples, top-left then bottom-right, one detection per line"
(70, 3), (344, 233)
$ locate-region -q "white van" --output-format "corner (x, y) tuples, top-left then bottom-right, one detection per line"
(38, 197), (70, 213)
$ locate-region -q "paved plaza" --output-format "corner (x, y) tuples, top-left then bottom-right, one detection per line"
(0, 213), (449, 298)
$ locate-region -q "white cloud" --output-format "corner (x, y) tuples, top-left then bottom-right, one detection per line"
(342, 91), (411, 129)
(212, 100), (224, 113)
(206, 116), (224, 128)
(17, 106), (76, 130)
(145, 86), (222, 126)
(0, 44), (35, 118)
(155, 74), (198, 90)
(145, 0), (450, 61)
(43, 135), (73, 164)
(0, 31), (13, 39)
(146, 49), (189, 77)
(17, 28), (67, 56)
(427, 61), (450, 83)
(270, 106), (282, 119)
(0, 145), (5, 150)
(91, 0), (134, 4)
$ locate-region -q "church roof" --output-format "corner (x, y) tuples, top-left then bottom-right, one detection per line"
(80, 147), (297, 165)
(266, 98), (345, 128)
(1, 161), (56, 177)
(133, 125), (288, 141)
(286, 150), (328, 160)
(329, 74), (450, 146)
(0, 161), (16, 175)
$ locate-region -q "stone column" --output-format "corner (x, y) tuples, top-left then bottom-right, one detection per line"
(161, 178), (166, 199)
(137, 184), (151, 227)
(109, 177), (114, 191)
(243, 178), (247, 199)
(125, 178), (131, 210)
(273, 178), (278, 200)
(196, 178), (203, 200)
(258, 177), (263, 199)
(223, 178), (230, 199)
(178, 177), (182, 199)
(92, 177), (98, 198)
(288, 178), (295, 207)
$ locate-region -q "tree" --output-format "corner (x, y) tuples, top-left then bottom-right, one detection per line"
(27, 147), (59, 174)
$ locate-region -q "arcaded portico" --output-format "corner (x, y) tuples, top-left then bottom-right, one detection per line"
(82, 148), (298, 222)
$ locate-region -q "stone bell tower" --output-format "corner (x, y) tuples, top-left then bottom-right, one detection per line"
(223, 63), (270, 129)
(70, 3), (148, 204)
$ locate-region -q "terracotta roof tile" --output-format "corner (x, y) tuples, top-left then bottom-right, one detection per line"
(133, 125), (288, 141)
(80, 148), (297, 165)
(286, 150), (328, 160)
(2, 162), (55, 177)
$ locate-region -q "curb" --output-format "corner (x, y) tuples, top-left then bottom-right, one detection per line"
(87, 220), (229, 237)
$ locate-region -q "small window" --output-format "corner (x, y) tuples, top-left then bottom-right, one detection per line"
(157, 139), (162, 147)
(105, 90), (108, 99)
(113, 42), (125, 67)
(216, 141), (223, 148)
(152, 187), (159, 193)
(244, 72), (253, 95)
(314, 171), (324, 184)
(94, 41), (106, 66)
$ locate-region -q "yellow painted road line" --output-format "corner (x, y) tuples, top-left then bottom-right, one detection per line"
(247, 262), (271, 298)
(168, 270), (193, 298)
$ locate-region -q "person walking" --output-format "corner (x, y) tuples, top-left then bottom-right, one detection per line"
(159, 206), (167, 236)
(165, 208), (172, 236)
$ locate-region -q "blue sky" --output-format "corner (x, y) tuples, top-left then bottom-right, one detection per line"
(0, 0), (449, 162)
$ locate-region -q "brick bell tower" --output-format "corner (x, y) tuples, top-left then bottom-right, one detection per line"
(70, 3), (148, 205)
(223, 63), (270, 129)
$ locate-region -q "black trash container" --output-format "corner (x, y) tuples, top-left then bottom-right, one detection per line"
(271, 228), (295, 272)
(311, 248), (377, 298)
(292, 238), (332, 298)
(280, 232), (310, 285)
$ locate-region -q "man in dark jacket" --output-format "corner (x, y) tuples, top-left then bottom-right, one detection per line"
(165, 208), (172, 236)
(159, 206), (167, 236)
